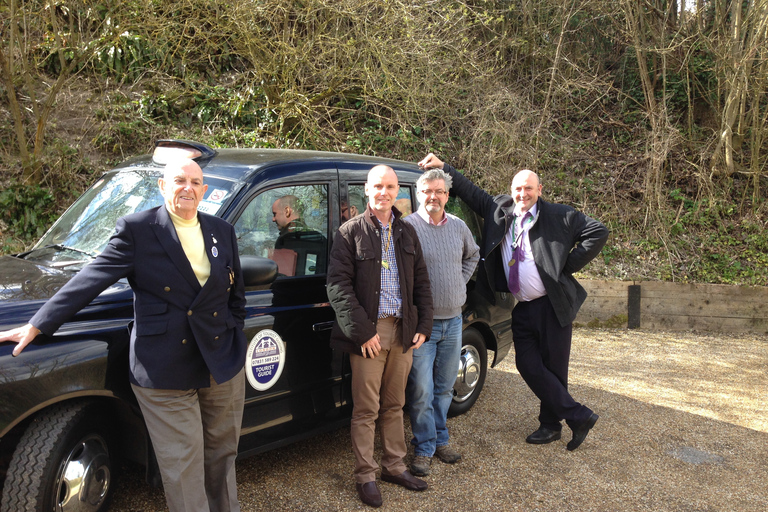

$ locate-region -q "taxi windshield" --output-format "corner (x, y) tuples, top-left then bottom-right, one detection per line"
(26, 168), (238, 266)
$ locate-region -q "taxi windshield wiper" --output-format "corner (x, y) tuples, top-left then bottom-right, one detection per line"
(37, 244), (99, 259)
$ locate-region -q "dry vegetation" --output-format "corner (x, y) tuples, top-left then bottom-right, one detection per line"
(1, 0), (767, 284)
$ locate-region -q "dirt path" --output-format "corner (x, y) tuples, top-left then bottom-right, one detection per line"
(111, 328), (768, 511)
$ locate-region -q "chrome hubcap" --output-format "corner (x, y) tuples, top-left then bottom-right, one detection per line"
(56, 434), (111, 512)
(453, 344), (481, 402)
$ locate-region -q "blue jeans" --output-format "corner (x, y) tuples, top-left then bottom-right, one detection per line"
(406, 315), (462, 457)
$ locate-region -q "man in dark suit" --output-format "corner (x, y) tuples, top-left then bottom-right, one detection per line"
(0, 158), (247, 512)
(418, 153), (609, 452)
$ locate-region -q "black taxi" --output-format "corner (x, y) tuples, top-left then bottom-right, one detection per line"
(0, 140), (513, 512)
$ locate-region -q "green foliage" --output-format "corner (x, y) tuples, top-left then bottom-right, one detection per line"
(345, 120), (420, 156)
(596, 186), (768, 286)
(34, 33), (80, 75)
(93, 32), (157, 80)
(135, 84), (272, 129)
(93, 118), (152, 155)
(0, 184), (57, 240)
(0, 236), (26, 255)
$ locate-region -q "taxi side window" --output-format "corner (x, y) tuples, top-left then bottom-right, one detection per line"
(344, 184), (412, 223)
(235, 185), (329, 276)
(445, 195), (482, 245)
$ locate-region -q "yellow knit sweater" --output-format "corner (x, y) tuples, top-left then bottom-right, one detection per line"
(167, 208), (210, 287)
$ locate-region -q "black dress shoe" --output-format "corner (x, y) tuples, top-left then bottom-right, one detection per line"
(381, 470), (428, 491)
(356, 481), (382, 507)
(567, 413), (599, 451)
(525, 427), (562, 444)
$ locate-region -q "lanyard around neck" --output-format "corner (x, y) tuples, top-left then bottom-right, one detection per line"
(381, 218), (393, 269)
(383, 219), (393, 254)
(512, 212), (533, 249)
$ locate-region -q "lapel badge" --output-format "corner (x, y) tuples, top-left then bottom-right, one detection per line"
(212, 246), (219, 258)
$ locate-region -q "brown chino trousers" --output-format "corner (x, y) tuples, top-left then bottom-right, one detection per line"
(349, 316), (413, 483)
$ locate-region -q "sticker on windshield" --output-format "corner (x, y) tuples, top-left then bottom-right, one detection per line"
(197, 201), (220, 215)
(246, 329), (285, 391)
(125, 195), (143, 208)
(207, 189), (228, 203)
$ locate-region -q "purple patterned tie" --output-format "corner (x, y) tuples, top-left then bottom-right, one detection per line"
(507, 212), (531, 294)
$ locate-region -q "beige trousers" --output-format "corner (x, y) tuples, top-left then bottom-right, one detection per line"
(132, 369), (245, 512)
(349, 317), (413, 483)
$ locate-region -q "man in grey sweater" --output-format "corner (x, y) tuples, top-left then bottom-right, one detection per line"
(403, 169), (480, 476)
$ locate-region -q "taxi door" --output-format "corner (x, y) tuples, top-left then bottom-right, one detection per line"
(226, 162), (347, 455)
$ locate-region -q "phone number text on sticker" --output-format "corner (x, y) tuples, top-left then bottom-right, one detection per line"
(246, 329), (285, 391)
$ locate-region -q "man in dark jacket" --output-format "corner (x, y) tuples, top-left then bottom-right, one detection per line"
(327, 165), (433, 508)
(1, 158), (246, 512)
(418, 153), (609, 452)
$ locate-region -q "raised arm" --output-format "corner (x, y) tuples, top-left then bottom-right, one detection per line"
(419, 153), (496, 217)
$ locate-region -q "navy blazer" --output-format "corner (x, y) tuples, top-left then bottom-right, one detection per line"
(444, 164), (609, 327)
(31, 206), (247, 389)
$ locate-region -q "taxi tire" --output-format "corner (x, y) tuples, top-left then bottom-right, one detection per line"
(0, 400), (114, 512)
(448, 327), (488, 418)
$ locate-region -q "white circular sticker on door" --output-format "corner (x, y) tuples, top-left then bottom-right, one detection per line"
(246, 329), (285, 391)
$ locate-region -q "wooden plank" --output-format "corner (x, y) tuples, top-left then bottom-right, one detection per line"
(577, 307), (626, 322)
(641, 282), (768, 301)
(576, 280), (628, 326)
(641, 314), (768, 333)
(580, 280), (629, 296)
(573, 279), (768, 334)
(642, 300), (768, 318)
(584, 296), (628, 308)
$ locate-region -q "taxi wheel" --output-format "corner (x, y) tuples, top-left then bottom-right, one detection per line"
(0, 400), (114, 512)
(448, 327), (488, 418)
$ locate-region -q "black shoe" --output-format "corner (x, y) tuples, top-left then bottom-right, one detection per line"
(567, 413), (599, 451)
(356, 481), (382, 507)
(381, 470), (428, 491)
(525, 427), (562, 444)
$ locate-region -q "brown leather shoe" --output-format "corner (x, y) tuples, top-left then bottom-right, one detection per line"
(356, 481), (382, 507)
(381, 470), (428, 491)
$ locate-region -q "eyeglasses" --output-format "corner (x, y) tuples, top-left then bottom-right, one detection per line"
(420, 189), (447, 197)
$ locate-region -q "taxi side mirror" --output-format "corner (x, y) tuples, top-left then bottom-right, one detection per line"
(240, 256), (278, 287)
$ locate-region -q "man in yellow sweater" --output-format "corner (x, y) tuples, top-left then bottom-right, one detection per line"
(0, 159), (247, 512)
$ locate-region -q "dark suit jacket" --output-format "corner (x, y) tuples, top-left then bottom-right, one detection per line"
(444, 164), (609, 327)
(31, 206), (247, 389)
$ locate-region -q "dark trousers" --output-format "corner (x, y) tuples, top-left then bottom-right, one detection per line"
(512, 296), (592, 431)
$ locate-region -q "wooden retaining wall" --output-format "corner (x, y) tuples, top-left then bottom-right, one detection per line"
(575, 280), (768, 334)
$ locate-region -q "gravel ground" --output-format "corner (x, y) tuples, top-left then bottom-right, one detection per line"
(110, 328), (768, 511)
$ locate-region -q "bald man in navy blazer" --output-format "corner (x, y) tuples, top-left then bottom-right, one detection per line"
(1, 158), (247, 512)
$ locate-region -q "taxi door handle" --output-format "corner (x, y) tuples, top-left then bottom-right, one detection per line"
(312, 321), (335, 332)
